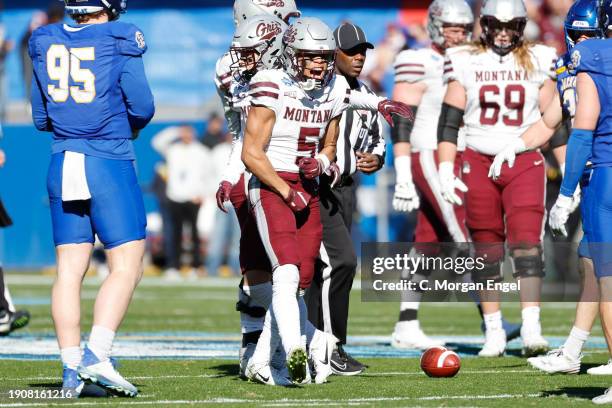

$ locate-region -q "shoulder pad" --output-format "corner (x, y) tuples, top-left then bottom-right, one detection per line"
(530, 44), (557, 79)
(394, 49), (427, 83)
(111, 22), (147, 56)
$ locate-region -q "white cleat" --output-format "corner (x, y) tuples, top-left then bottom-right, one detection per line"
(391, 321), (444, 350)
(527, 348), (581, 374)
(77, 348), (137, 397)
(309, 331), (337, 384)
(478, 328), (506, 357)
(593, 387), (612, 404)
(521, 324), (549, 357)
(239, 343), (257, 379)
(588, 359), (612, 375)
(245, 362), (292, 386)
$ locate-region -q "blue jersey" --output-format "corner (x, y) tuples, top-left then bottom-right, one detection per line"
(29, 22), (155, 160)
(571, 39), (612, 167)
(555, 53), (577, 120)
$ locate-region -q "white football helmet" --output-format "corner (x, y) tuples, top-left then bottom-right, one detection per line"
(480, 0), (528, 56)
(427, 0), (474, 48)
(282, 17), (336, 91)
(230, 15), (288, 81)
(233, 0), (301, 27)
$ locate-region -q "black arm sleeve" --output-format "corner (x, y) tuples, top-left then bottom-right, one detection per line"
(437, 103), (464, 145)
(390, 105), (418, 144)
(549, 117), (570, 149)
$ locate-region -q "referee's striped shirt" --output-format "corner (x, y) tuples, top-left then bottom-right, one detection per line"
(337, 78), (386, 178)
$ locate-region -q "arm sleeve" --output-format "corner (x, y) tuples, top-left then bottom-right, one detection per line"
(119, 56), (155, 130)
(559, 128), (593, 197)
(219, 137), (246, 185)
(30, 73), (52, 132)
(347, 89), (383, 111)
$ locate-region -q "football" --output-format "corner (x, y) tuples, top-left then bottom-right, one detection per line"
(420, 346), (461, 378)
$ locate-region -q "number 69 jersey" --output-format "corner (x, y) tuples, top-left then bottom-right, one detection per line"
(248, 69), (349, 173)
(444, 44), (557, 156)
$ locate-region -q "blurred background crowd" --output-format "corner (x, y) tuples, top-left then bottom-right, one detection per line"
(0, 0), (580, 280)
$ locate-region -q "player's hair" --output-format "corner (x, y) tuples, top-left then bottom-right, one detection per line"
(70, 9), (111, 24)
(470, 39), (535, 73)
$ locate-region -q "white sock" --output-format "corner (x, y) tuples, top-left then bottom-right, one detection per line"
(60, 346), (81, 368)
(4, 286), (15, 313)
(249, 308), (277, 367)
(272, 265), (301, 355)
(88, 325), (115, 362)
(239, 282), (272, 334)
(521, 306), (541, 327)
(563, 326), (589, 360)
(484, 311), (503, 331)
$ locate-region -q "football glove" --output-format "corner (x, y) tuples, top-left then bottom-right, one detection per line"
(439, 161), (468, 206)
(488, 138), (527, 180)
(284, 188), (311, 213)
(392, 182), (420, 213)
(298, 157), (324, 179)
(325, 162), (341, 188)
(378, 99), (415, 127)
(215, 181), (233, 213)
(549, 194), (573, 237)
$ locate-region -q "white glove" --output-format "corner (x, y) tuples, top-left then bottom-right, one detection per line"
(439, 161), (468, 206)
(488, 138), (527, 180)
(549, 195), (573, 237)
(559, 163), (582, 214)
(393, 182), (420, 212)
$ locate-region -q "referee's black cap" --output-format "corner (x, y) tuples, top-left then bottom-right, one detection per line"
(333, 22), (374, 51)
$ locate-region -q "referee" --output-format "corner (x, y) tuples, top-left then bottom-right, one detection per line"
(305, 23), (385, 376)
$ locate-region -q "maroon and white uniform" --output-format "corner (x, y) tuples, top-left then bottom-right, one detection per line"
(247, 69), (349, 288)
(444, 44), (556, 259)
(393, 47), (468, 244)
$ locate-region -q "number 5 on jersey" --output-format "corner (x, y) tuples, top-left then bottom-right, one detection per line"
(47, 44), (96, 104)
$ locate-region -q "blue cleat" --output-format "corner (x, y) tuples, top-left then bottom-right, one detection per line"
(62, 366), (84, 398)
(480, 319), (522, 342)
(77, 347), (138, 397)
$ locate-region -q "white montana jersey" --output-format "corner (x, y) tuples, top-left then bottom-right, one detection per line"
(215, 53), (241, 139)
(249, 69), (350, 173)
(444, 44), (557, 156)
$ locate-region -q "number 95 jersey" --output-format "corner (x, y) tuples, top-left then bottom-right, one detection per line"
(28, 21), (151, 142)
(248, 69), (349, 173)
(444, 44), (557, 156)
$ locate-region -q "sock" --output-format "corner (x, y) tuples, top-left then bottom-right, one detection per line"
(298, 294), (317, 347)
(521, 306), (541, 327)
(272, 265), (301, 355)
(398, 301), (419, 322)
(87, 325), (115, 362)
(249, 309), (275, 368)
(60, 346), (81, 369)
(4, 286), (15, 313)
(239, 282), (272, 335)
(483, 311), (503, 331)
(563, 326), (589, 360)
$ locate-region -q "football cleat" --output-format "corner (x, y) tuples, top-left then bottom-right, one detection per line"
(245, 362), (292, 386)
(527, 348), (581, 374)
(521, 324), (549, 357)
(593, 387), (612, 404)
(309, 331), (337, 384)
(391, 321), (444, 350)
(0, 310), (30, 336)
(239, 343), (257, 379)
(480, 318), (522, 342)
(286, 347), (308, 384)
(62, 366), (85, 398)
(588, 359), (612, 375)
(330, 344), (364, 376)
(478, 328), (506, 357)
(77, 347), (138, 397)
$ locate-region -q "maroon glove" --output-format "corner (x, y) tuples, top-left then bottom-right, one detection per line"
(378, 99), (415, 127)
(298, 157), (324, 179)
(284, 188), (311, 213)
(325, 162), (341, 188)
(215, 181), (233, 213)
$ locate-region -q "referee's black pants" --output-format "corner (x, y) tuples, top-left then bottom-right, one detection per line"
(305, 175), (357, 345)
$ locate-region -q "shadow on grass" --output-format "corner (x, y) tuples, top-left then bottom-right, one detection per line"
(541, 386), (607, 400)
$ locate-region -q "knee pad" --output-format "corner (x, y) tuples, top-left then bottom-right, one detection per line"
(472, 262), (504, 284)
(511, 254), (545, 279)
(273, 264), (300, 294)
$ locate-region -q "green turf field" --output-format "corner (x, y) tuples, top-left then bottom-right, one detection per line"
(0, 274), (610, 407)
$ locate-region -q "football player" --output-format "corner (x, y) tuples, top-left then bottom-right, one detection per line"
(29, 0), (154, 397)
(489, 0), (601, 374)
(437, 0), (557, 357)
